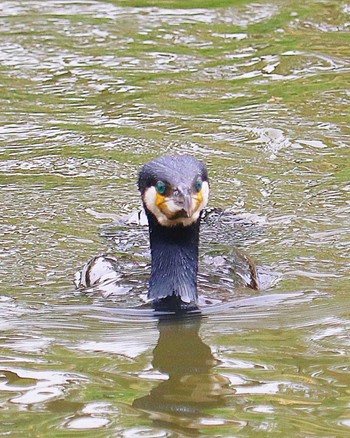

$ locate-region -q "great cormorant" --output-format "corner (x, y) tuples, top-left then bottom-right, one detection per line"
(76, 155), (259, 313)
(138, 155), (209, 312)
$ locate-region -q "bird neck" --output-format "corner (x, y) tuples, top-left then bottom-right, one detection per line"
(146, 213), (200, 311)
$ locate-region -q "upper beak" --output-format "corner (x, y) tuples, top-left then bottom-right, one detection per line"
(173, 189), (193, 218)
(182, 192), (193, 218)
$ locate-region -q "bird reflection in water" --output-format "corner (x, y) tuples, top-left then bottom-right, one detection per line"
(133, 317), (234, 431)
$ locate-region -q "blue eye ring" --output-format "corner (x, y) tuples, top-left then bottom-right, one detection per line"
(156, 181), (166, 195)
(195, 179), (203, 192)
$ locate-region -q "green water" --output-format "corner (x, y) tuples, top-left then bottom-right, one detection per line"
(1, 0), (349, 436)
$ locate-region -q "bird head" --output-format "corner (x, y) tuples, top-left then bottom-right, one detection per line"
(138, 155), (209, 227)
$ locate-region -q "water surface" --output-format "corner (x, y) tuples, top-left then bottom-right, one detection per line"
(0, 0), (349, 436)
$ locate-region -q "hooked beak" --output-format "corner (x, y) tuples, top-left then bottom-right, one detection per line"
(173, 189), (194, 218)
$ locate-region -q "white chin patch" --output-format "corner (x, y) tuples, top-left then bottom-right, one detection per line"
(143, 181), (209, 227)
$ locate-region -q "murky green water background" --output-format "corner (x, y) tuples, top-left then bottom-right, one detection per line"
(1, 0), (349, 436)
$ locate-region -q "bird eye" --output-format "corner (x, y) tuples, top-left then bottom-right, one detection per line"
(156, 181), (166, 195)
(195, 179), (202, 192)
